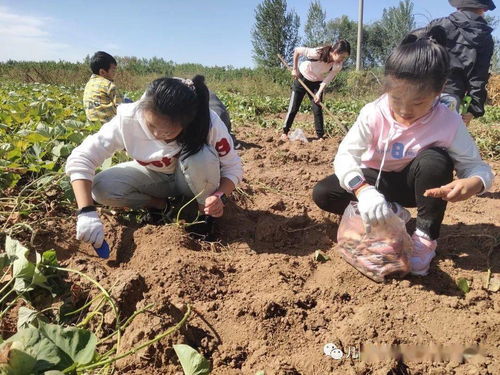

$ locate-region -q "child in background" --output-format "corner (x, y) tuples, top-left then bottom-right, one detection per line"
(66, 75), (243, 245)
(83, 51), (124, 123)
(282, 40), (350, 140)
(429, 0), (496, 124)
(312, 27), (494, 276)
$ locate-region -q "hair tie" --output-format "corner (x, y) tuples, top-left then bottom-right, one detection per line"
(173, 77), (196, 91)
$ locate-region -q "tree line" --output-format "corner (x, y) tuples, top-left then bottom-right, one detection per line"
(251, 0), (500, 70)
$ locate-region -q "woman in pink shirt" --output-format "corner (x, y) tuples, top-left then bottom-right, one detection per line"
(312, 27), (493, 276)
(282, 40), (351, 140)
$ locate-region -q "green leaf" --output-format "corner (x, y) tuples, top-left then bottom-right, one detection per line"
(41, 250), (58, 268)
(38, 322), (97, 366)
(173, 344), (211, 375)
(3, 326), (62, 373)
(17, 307), (39, 329)
(313, 250), (330, 263)
(5, 236), (29, 260)
(457, 278), (471, 294)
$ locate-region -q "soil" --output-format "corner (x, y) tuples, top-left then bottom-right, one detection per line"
(27, 123), (500, 374)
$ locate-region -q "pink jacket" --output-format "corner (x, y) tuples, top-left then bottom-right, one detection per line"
(334, 94), (493, 192)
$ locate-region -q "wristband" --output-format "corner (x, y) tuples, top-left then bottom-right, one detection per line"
(76, 205), (97, 216)
(213, 192), (229, 205)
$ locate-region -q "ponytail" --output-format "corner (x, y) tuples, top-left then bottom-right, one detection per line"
(317, 39), (351, 63)
(178, 75), (210, 160)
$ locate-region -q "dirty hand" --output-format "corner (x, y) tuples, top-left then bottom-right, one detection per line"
(204, 195), (224, 217)
(291, 69), (299, 79)
(440, 177), (484, 202)
(356, 185), (393, 231)
(76, 211), (104, 248)
(461, 112), (474, 125)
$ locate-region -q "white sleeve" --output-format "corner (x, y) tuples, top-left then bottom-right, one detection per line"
(448, 122), (494, 193)
(208, 111), (243, 186)
(334, 105), (374, 191)
(65, 116), (125, 182)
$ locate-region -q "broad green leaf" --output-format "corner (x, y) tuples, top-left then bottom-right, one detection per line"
(17, 307), (39, 329)
(38, 322), (97, 366)
(457, 278), (470, 294)
(3, 327), (62, 373)
(173, 344), (210, 375)
(101, 157), (113, 170)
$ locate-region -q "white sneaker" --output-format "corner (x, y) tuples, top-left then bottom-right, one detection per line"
(410, 232), (437, 276)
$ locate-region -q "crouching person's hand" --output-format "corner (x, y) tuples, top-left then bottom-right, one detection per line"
(77, 211), (105, 248)
(356, 185), (393, 232)
(203, 194), (225, 217)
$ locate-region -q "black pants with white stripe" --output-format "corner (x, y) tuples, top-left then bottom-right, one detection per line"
(283, 76), (324, 138)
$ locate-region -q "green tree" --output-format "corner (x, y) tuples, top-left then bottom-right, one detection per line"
(371, 0), (416, 63)
(304, 0), (327, 47)
(251, 0), (300, 67)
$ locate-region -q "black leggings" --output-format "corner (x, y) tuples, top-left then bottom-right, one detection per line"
(312, 148), (454, 240)
(283, 76), (324, 138)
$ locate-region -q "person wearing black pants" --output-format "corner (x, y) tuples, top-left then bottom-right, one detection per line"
(283, 76), (324, 139)
(313, 148), (454, 240)
(281, 40), (351, 141)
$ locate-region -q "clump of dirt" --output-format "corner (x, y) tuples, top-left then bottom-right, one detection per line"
(27, 123), (500, 374)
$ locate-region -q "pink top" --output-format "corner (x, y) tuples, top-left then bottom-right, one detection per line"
(295, 47), (342, 87)
(334, 94), (494, 193)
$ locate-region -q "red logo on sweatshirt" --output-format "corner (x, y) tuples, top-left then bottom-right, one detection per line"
(215, 138), (231, 157)
(137, 156), (173, 168)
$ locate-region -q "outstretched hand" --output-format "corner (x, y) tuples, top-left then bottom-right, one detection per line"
(440, 177), (484, 202)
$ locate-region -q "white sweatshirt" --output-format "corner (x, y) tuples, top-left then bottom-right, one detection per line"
(334, 94), (494, 192)
(65, 102), (243, 185)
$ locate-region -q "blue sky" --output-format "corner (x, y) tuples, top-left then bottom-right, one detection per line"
(0, 0), (498, 67)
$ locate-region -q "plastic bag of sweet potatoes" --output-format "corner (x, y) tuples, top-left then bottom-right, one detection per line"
(336, 202), (413, 282)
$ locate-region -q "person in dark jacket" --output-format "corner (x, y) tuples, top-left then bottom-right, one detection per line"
(428, 0), (495, 124)
(209, 91), (241, 149)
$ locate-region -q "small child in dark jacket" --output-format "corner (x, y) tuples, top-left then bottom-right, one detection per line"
(429, 0), (495, 124)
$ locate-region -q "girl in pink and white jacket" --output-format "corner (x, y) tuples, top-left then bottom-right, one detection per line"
(313, 27), (494, 276)
(66, 75), (243, 245)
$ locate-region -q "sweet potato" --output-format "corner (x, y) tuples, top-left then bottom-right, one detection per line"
(423, 187), (452, 198)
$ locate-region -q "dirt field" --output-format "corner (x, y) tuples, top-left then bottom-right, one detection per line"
(32, 123), (499, 375)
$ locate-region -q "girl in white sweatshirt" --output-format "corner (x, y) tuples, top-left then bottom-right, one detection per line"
(312, 27), (494, 276)
(66, 75), (243, 245)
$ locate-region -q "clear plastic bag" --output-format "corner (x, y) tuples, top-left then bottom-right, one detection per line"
(288, 128), (309, 143)
(336, 202), (412, 282)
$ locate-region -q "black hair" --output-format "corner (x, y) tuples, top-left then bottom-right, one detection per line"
(139, 75), (210, 160)
(384, 26), (450, 93)
(318, 39), (351, 63)
(90, 51), (117, 74)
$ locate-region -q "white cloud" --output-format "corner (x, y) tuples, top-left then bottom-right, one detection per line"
(0, 6), (83, 61)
